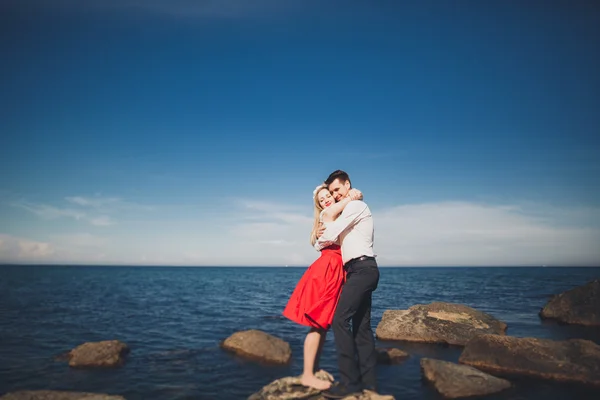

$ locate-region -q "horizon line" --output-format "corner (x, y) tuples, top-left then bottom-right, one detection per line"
(1, 263), (599, 268)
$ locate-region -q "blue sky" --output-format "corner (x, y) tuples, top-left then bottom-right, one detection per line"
(1, 0), (599, 266)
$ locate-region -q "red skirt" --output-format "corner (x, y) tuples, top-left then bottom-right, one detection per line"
(282, 245), (345, 331)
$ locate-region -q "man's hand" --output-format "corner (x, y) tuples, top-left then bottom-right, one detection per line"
(316, 222), (326, 239)
(348, 188), (363, 201)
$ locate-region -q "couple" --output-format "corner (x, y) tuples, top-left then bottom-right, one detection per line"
(283, 169), (380, 399)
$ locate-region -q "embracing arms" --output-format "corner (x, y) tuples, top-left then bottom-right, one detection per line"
(320, 188), (363, 223)
(314, 200), (369, 251)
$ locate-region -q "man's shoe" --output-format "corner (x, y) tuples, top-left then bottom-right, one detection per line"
(322, 384), (362, 399)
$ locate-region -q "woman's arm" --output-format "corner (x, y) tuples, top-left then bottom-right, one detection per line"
(321, 188), (363, 223)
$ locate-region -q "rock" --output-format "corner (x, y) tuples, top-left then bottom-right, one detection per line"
(420, 358), (511, 399)
(0, 391), (125, 400)
(376, 348), (409, 364)
(248, 370), (333, 400)
(221, 329), (292, 365)
(247, 370), (395, 400)
(539, 279), (600, 326)
(459, 334), (600, 387)
(375, 302), (507, 346)
(67, 340), (129, 368)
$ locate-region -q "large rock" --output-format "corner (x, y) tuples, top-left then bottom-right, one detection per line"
(67, 340), (129, 368)
(539, 279), (600, 326)
(459, 334), (600, 387)
(221, 329), (292, 365)
(420, 358), (511, 399)
(375, 302), (507, 346)
(248, 370), (394, 400)
(0, 391), (125, 400)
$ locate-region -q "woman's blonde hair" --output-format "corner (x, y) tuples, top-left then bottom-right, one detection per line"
(310, 184), (328, 246)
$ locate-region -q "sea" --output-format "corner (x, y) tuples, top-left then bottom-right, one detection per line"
(1, 265), (599, 400)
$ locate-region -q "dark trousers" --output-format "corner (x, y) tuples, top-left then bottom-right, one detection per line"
(331, 257), (379, 391)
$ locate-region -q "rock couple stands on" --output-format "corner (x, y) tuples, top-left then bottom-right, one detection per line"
(248, 370), (394, 400)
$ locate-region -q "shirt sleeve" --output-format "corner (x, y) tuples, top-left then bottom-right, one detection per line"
(314, 201), (367, 251)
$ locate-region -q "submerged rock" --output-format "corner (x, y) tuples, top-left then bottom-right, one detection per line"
(540, 279), (600, 326)
(459, 334), (600, 387)
(376, 348), (409, 364)
(0, 391), (125, 400)
(247, 370), (395, 400)
(67, 340), (129, 368)
(221, 329), (292, 365)
(375, 302), (507, 346)
(421, 358), (511, 399)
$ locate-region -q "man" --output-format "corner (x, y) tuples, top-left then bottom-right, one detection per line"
(314, 170), (379, 398)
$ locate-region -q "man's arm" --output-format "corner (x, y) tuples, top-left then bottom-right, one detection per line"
(321, 188), (363, 222)
(314, 201), (368, 251)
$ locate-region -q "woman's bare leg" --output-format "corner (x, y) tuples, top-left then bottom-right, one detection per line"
(314, 329), (327, 372)
(301, 328), (331, 390)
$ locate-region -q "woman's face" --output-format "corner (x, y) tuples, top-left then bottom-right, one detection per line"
(317, 188), (335, 209)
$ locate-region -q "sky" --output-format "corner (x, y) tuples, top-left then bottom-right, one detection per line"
(1, 0), (599, 266)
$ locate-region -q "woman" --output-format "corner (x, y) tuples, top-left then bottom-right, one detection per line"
(282, 184), (362, 390)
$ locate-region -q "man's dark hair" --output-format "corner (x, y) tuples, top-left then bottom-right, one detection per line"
(324, 169), (351, 187)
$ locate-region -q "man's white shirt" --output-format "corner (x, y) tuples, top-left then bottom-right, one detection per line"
(314, 200), (375, 264)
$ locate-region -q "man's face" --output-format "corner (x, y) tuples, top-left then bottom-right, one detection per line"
(328, 178), (351, 202)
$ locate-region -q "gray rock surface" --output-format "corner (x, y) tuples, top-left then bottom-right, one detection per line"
(376, 348), (409, 364)
(247, 370), (395, 400)
(221, 329), (292, 365)
(67, 340), (129, 368)
(459, 334), (600, 387)
(376, 302), (507, 346)
(540, 279), (600, 326)
(421, 358), (511, 399)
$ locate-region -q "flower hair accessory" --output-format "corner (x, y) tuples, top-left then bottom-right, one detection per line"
(313, 184), (326, 199)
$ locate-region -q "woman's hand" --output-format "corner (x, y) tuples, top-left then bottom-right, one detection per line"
(316, 222), (326, 239)
(348, 188), (363, 201)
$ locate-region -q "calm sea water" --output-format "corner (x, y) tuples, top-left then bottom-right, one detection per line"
(1, 265), (599, 400)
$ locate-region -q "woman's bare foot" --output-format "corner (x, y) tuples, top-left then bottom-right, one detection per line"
(301, 374), (332, 391)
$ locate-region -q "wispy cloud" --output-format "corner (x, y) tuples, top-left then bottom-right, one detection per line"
(0, 234), (56, 262)
(373, 202), (600, 266)
(231, 199), (312, 248)
(2, 198), (600, 266)
(13, 202), (87, 221)
(88, 216), (116, 227)
(12, 201), (115, 227)
(11, 195), (152, 227)
(65, 196), (154, 212)
(226, 199), (600, 266)
(65, 196), (120, 208)
(0, 233), (113, 264)
(51, 233), (109, 249)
